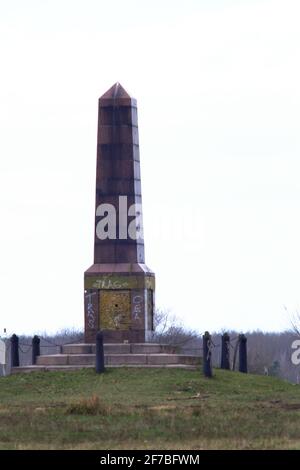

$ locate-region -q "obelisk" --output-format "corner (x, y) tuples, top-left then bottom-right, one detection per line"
(84, 83), (155, 343)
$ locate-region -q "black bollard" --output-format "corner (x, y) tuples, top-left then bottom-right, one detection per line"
(220, 333), (230, 370)
(238, 334), (247, 373)
(11, 334), (19, 367)
(32, 335), (40, 365)
(202, 331), (212, 378)
(95, 331), (105, 373)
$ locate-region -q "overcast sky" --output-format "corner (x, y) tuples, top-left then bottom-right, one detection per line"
(0, 0), (300, 335)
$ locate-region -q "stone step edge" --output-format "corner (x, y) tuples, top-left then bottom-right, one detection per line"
(62, 344), (178, 352)
(36, 354), (201, 365)
(37, 353), (201, 358)
(63, 343), (173, 346)
(11, 364), (198, 373)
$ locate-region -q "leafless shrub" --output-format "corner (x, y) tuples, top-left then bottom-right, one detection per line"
(37, 328), (84, 345)
(286, 306), (300, 337)
(152, 308), (199, 348)
(5, 328), (84, 367)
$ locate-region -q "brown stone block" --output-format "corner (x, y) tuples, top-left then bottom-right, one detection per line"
(147, 354), (179, 365)
(98, 125), (138, 145)
(117, 160), (135, 179)
(97, 159), (135, 181)
(36, 355), (68, 366)
(112, 238), (143, 249)
(84, 263), (154, 275)
(105, 354), (147, 365)
(94, 243), (116, 263)
(62, 344), (93, 354)
(99, 106), (133, 126)
(100, 97), (137, 108)
(94, 240), (143, 263)
(99, 178), (136, 195)
(104, 344), (131, 354)
(115, 243), (139, 263)
(131, 344), (162, 354)
(68, 354), (95, 365)
(97, 143), (140, 161)
(178, 355), (201, 365)
(95, 194), (136, 214)
(101, 329), (145, 343)
(113, 178), (137, 194)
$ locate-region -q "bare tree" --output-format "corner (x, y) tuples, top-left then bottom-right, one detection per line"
(152, 308), (199, 348)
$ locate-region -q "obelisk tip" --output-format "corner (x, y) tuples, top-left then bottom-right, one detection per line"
(99, 83), (136, 106)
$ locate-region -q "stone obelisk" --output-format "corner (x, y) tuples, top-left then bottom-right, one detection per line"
(84, 83), (155, 343)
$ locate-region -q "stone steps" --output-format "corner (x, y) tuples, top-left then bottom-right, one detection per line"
(11, 343), (201, 373)
(62, 343), (177, 355)
(35, 353), (200, 367)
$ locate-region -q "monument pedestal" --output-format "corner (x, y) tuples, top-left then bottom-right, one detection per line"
(84, 263), (155, 343)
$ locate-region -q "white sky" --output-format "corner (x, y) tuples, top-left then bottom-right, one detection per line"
(0, 0), (300, 335)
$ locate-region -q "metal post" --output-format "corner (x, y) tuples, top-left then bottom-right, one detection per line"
(95, 331), (105, 373)
(203, 331), (212, 378)
(238, 334), (247, 373)
(11, 334), (19, 367)
(32, 335), (40, 365)
(221, 333), (230, 370)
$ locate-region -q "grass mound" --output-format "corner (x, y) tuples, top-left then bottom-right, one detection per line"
(0, 368), (300, 449)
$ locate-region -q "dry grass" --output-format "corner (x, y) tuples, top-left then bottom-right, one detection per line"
(65, 394), (111, 416)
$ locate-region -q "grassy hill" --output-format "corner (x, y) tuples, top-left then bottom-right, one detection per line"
(1, 368), (300, 449)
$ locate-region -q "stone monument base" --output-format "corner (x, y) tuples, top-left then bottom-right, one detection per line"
(84, 263), (155, 343)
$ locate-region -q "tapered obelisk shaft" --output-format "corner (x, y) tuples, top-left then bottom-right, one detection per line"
(94, 82), (144, 263)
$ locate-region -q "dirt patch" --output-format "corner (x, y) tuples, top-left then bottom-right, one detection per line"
(148, 405), (177, 411)
(260, 400), (300, 411)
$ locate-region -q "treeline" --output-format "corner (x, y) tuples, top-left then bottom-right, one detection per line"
(156, 328), (299, 383)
